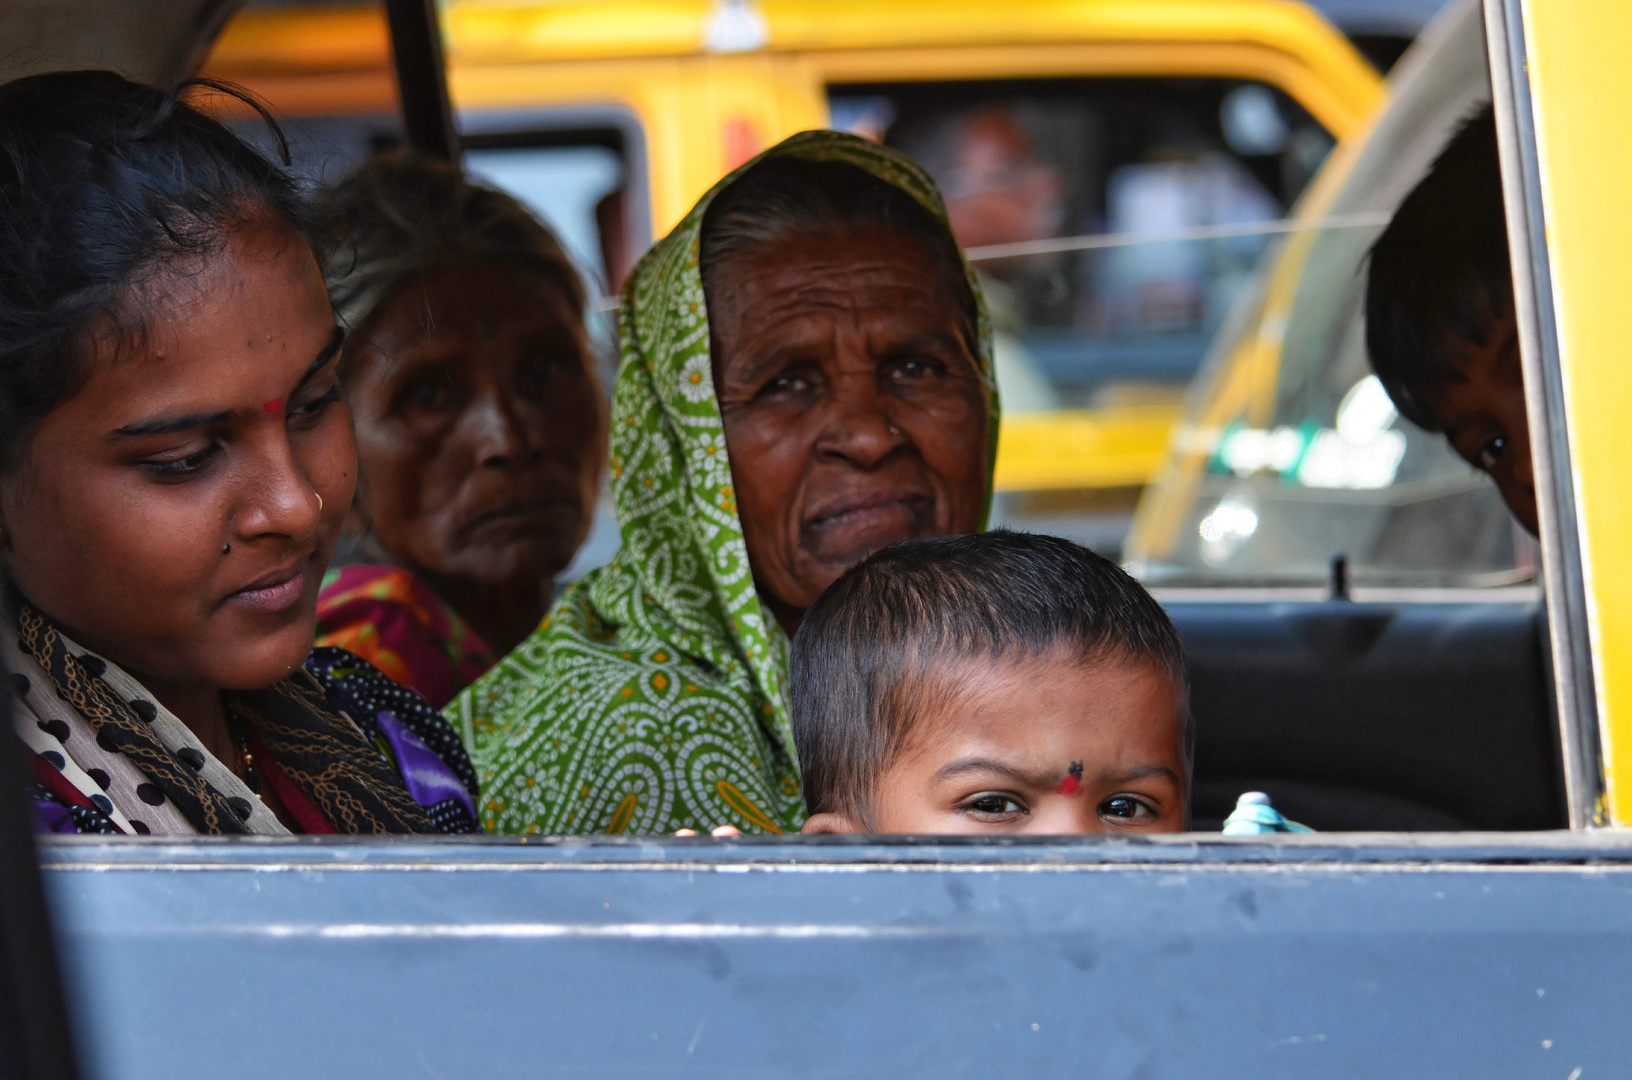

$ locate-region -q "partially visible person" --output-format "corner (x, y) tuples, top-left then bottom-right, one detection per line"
(1365, 105), (1535, 534)
(902, 106), (1063, 414)
(793, 530), (1190, 835)
(936, 106), (1066, 253)
(0, 72), (475, 835)
(314, 153), (607, 708)
(450, 132), (997, 835)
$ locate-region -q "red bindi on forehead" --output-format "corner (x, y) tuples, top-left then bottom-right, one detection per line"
(261, 398), (284, 416)
(1054, 760), (1085, 796)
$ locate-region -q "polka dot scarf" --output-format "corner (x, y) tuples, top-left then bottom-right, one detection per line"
(8, 599), (442, 835)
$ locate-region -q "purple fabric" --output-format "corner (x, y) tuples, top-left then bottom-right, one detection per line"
(374, 708), (478, 822)
(33, 796), (78, 835)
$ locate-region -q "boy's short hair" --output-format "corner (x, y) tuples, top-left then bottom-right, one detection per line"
(1365, 104), (1510, 431)
(790, 530), (1190, 821)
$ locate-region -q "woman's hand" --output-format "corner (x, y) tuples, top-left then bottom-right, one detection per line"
(673, 825), (742, 837)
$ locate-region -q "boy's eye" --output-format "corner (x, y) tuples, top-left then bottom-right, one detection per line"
(1476, 434), (1507, 473)
(1099, 795), (1154, 821)
(963, 793), (1027, 819)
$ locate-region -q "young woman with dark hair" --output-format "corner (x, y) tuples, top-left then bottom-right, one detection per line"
(0, 71), (477, 835)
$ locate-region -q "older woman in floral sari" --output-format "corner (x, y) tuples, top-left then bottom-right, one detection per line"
(451, 131), (999, 835)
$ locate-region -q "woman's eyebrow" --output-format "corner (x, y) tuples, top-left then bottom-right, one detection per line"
(882, 331), (964, 357)
(111, 326), (345, 439)
(112, 409), (233, 438)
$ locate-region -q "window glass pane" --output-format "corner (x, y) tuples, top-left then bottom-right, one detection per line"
(1123, 7), (1531, 587)
(463, 144), (624, 296)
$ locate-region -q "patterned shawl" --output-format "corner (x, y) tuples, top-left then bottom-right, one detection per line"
(9, 598), (443, 835)
(450, 130), (998, 836)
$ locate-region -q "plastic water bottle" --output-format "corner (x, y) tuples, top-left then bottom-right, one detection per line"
(1222, 791), (1313, 835)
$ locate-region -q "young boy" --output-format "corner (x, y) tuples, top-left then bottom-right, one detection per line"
(791, 530), (1191, 836)
(1365, 104), (1536, 534)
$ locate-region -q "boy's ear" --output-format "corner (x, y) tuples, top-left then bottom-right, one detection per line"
(800, 811), (863, 835)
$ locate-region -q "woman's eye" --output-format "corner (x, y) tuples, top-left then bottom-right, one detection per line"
(1476, 435), (1507, 473)
(289, 385), (342, 425)
(395, 370), (458, 413)
(1099, 795), (1153, 821)
(963, 793), (1027, 819)
(521, 357), (567, 384)
(760, 373), (812, 398)
(889, 357), (944, 381)
(141, 444), (221, 481)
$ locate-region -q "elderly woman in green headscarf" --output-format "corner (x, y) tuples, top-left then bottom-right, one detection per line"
(450, 132), (999, 835)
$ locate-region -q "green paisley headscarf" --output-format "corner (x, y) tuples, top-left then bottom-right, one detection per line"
(450, 130), (998, 835)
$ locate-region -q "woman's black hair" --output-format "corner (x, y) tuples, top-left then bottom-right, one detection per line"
(0, 70), (317, 469)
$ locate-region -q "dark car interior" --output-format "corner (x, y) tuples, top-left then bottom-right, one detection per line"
(1176, 593), (1563, 831)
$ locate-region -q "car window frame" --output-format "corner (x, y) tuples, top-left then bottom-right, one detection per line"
(1484, 0), (1603, 828)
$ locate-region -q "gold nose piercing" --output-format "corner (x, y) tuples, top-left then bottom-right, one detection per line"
(316, 492), (324, 512)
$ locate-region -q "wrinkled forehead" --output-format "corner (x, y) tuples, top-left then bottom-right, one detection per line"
(701, 223), (979, 363)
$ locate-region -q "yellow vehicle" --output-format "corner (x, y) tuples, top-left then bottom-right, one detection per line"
(201, 0), (1383, 550)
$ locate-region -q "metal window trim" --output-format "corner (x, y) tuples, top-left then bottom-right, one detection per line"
(1482, 0), (1603, 827)
(384, 0), (461, 163)
(37, 829), (1632, 875)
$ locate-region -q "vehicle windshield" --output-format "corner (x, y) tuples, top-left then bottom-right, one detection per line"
(1124, 4), (1534, 588)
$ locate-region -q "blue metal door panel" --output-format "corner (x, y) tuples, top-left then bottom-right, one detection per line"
(41, 835), (1632, 1078)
